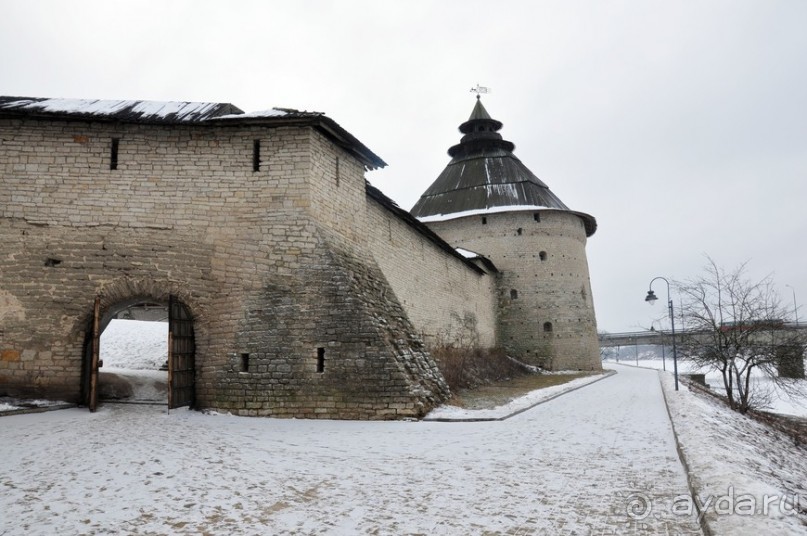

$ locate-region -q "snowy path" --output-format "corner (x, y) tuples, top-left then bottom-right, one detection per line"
(0, 365), (701, 535)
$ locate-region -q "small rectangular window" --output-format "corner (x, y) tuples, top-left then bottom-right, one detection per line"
(482, 217), (487, 225)
(253, 140), (261, 172)
(316, 347), (325, 373)
(240, 353), (250, 372)
(534, 213), (541, 222)
(110, 138), (120, 170)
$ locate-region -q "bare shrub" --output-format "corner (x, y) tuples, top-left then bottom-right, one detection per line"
(431, 345), (530, 392)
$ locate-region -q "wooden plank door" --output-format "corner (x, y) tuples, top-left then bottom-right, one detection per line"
(88, 295), (101, 412)
(168, 295), (195, 409)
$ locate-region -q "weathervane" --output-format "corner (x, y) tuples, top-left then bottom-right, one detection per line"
(470, 84), (491, 99)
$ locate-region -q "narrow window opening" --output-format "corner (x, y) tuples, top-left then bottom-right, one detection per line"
(539, 251), (547, 261)
(110, 138), (119, 170)
(253, 140), (261, 172)
(44, 258), (62, 267)
(510, 289), (518, 299)
(240, 353), (250, 372)
(335, 157), (340, 187)
(534, 213), (541, 222)
(543, 322), (553, 333)
(482, 217), (487, 225)
(517, 228), (523, 236)
(316, 347), (325, 373)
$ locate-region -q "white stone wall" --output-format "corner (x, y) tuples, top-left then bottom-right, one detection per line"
(0, 117), (450, 417)
(365, 198), (497, 349)
(309, 130), (369, 246)
(0, 118), (320, 400)
(426, 210), (601, 370)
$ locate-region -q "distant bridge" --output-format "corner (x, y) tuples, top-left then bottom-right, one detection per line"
(599, 323), (805, 348)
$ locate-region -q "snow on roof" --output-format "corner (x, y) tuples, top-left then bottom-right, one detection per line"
(0, 97), (237, 122)
(215, 108), (289, 119)
(0, 95), (386, 169)
(417, 204), (554, 223)
(455, 247), (482, 259)
(214, 108), (324, 120)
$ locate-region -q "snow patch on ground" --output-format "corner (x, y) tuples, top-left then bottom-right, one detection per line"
(425, 371), (610, 420)
(0, 398), (68, 412)
(660, 369), (807, 534)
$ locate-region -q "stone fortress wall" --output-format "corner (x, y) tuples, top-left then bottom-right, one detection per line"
(0, 96), (601, 419)
(0, 115), (459, 418)
(426, 210), (600, 370)
(365, 195), (498, 349)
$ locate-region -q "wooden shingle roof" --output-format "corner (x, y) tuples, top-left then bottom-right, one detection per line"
(411, 98), (596, 236)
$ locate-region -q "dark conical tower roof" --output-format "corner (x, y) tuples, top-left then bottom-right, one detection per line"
(411, 97), (595, 236)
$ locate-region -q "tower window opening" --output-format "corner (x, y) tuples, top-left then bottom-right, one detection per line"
(534, 213), (541, 222)
(335, 157), (340, 186)
(510, 289), (518, 300)
(517, 228), (523, 236)
(240, 353), (250, 372)
(539, 251), (547, 261)
(316, 347), (325, 373)
(543, 322), (553, 333)
(481, 217), (487, 225)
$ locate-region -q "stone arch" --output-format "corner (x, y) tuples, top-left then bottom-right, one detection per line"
(72, 278), (204, 337)
(77, 277), (202, 409)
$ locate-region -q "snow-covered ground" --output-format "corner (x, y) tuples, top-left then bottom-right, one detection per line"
(0, 365), (703, 535)
(94, 319), (169, 402)
(425, 371), (612, 420)
(5, 318), (804, 534)
(608, 356), (807, 418)
(659, 367), (807, 535)
(100, 319), (167, 370)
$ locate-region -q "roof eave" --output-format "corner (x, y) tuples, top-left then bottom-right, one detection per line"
(210, 115), (387, 170)
(365, 182), (491, 275)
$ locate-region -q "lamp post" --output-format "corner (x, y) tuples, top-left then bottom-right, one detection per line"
(785, 284), (799, 327)
(645, 277), (679, 391)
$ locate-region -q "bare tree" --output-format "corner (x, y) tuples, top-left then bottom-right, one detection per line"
(676, 257), (805, 413)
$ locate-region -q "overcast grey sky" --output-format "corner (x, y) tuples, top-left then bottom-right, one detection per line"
(2, 0), (805, 332)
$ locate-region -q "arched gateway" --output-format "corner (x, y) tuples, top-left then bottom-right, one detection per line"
(81, 293), (196, 411)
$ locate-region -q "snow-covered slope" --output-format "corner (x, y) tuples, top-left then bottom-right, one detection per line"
(100, 319), (167, 370)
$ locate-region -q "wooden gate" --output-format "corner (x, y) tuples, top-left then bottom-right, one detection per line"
(87, 295), (101, 412)
(168, 295), (195, 409)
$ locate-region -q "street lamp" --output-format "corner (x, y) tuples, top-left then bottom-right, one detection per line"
(645, 277), (679, 391)
(785, 284), (799, 327)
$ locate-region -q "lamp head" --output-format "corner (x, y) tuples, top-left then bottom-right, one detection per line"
(645, 290), (658, 304)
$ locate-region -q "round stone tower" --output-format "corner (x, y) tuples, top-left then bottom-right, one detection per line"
(411, 97), (601, 371)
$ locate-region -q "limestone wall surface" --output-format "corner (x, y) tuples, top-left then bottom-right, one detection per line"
(366, 197), (498, 349)
(426, 210), (601, 370)
(0, 117), (448, 418)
